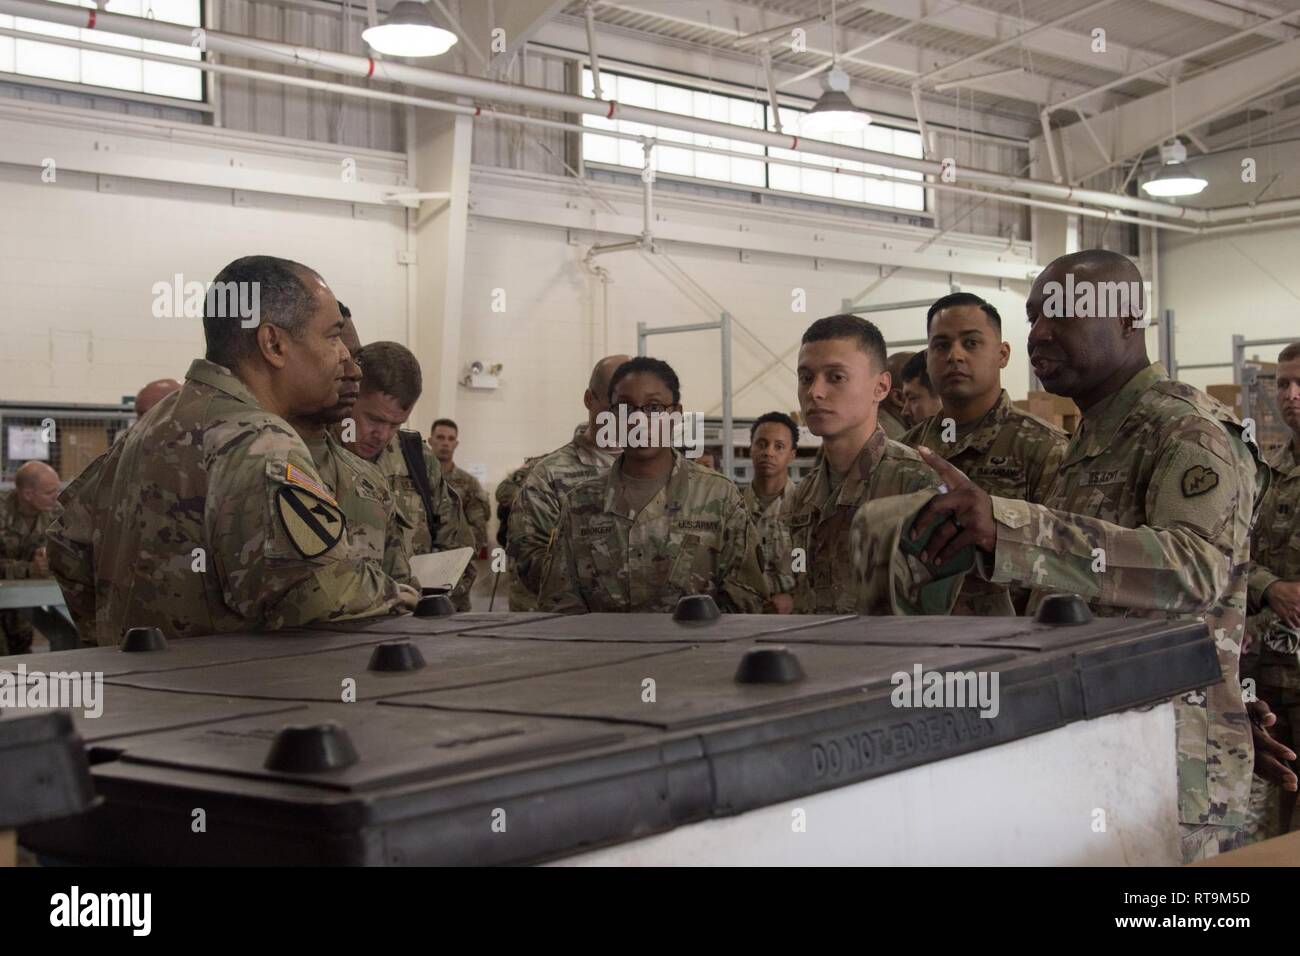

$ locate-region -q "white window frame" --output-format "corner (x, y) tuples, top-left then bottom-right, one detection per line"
(580, 66), (929, 218)
(0, 0), (207, 109)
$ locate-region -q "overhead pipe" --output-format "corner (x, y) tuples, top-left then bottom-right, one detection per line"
(1, 0), (1230, 223)
(0, 22), (1284, 239)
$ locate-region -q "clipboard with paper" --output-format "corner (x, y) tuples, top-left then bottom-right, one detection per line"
(409, 548), (475, 591)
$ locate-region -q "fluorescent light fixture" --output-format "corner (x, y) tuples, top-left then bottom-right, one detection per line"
(1141, 139), (1208, 198)
(362, 1), (457, 58)
(801, 66), (872, 139)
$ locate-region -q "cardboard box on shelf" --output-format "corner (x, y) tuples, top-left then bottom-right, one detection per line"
(1206, 384), (1242, 416)
(57, 423), (110, 482)
(1015, 391), (1080, 434)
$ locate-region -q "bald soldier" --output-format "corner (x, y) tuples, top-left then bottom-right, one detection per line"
(342, 342), (477, 610)
(0, 461), (61, 654)
(537, 357), (766, 614)
(783, 316), (939, 614)
(288, 304), (413, 587)
(507, 355), (627, 611)
(878, 350), (914, 440)
(134, 378), (181, 418)
(45, 255), (417, 646)
(894, 249), (1273, 862)
(902, 293), (1066, 614)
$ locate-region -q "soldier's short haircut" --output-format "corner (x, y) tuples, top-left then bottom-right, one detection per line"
(1280, 342), (1300, 363)
(355, 341), (422, 409)
(608, 357), (681, 405)
(203, 255), (317, 369)
(751, 411), (799, 450)
(901, 349), (934, 391)
(926, 292), (1002, 333)
(431, 418), (458, 435)
(801, 315), (887, 371)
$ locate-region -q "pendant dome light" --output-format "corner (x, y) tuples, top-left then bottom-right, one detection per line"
(801, 0), (872, 138)
(1141, 78), (1208, 198)
(362, 1), (458, 58)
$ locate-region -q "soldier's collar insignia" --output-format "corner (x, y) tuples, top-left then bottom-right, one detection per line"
(285, 463), (338, 508)
(1181, 464), (1219, 498)
(277, 485), (346, 558)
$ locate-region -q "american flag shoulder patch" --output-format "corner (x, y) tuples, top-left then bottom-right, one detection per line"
(284, 463), (339, 508)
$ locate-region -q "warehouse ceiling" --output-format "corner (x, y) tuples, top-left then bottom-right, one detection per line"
(549, 0), (1300, 150)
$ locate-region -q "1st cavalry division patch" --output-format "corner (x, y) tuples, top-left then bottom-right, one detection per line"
(277, 484), (346, 558)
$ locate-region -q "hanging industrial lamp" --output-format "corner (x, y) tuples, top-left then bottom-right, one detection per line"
(362, 1), (457, 58)
(801, 0), (871, 138)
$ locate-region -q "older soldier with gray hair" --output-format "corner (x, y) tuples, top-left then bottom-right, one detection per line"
(46, 255), (417, 645)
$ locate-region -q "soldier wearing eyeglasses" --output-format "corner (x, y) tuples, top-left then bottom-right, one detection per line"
(536, 357), (767, 613)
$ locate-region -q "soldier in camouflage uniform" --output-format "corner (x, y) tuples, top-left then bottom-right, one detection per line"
(878, 351), (914, 440)
(741, 412), (799, 610)
(784, 316), (941, 614)
(0, 462), (61, 654)
(537, 357), (766, 614)
(897, 250), (1271, 863)
(902, 293), (1067, 615)
(292, 306), (413, 587)
(45, 256), (417, 646)
(508, 356), (628, 611)
(431, 419), (491, 552)
(1242, 343), (1300, 838)
(342, 341), (477, 611)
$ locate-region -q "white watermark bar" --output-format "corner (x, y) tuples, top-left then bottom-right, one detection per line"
(0, 664), (104, 719)
(594, 408), (706, 458)
(890, 664), (1000, 719)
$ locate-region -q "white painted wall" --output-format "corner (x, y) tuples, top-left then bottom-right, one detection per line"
(0, 162), (409, 405)
(1159, 142), (1300, 392)
(451, 168), (1036, 494)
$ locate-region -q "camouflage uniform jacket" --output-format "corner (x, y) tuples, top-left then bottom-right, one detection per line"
(507, 429), (617, 611)
(537, 450), (767, 613)
(445, 464), (490, 551)
(783, 426), (940, 613)
(46, 454), (104, 637)
(741, 480), (797, 596)
(44, 359), (415, 646)
(903, 390), (1068, 615)
(878, 405), (908, 441)
(981, 363), (1262, 828)
(304, 430), (413, 588)
(1246, 441), (1300, 689)
(0, 491), (56, 579)
(372, 433), (476, 609)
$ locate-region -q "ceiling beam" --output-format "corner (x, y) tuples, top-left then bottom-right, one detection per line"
(1141, 0), (1300, 42)
(1040, 35), (1300, 182)
(456, 0), (569, 72)
(599, 0), (1109, 107)
(1205, 97), (1300, 150)
(863, 0), (1170, 78)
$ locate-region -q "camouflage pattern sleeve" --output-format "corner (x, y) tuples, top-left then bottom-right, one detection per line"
(535, 507), (588, 614)
(382, 495), (415, 588)
(45, 451), (108, 635)
(716, 497), (768, 613)
(1025, 428), (1068, 505)
(207, 437), (416, 628)
(852, 490), (969, 616)
(768, 515), (797, 596)
(985, 422), (1243, 614)
(507, 468), (565, 596)
(1248, 563), (1281, 614)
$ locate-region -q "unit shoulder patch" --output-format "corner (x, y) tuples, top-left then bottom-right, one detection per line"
(277, 484), (346, 558)
(1181, 464), (1220, 498)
